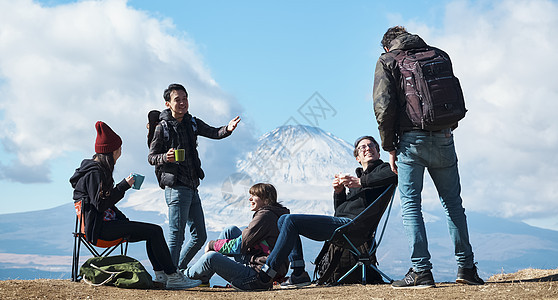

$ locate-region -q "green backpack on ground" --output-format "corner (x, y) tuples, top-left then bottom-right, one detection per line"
(80, 255), (154, 289)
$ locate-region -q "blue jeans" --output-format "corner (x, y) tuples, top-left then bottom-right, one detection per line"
(165, 186), (207, 269)
(185, 226), (252, 283)
(264, 214), (351, 277)
(397, 130), (474, 272)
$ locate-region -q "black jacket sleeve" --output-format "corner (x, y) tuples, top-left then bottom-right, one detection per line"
(195, 117), (232, 140)
(333, 188), (347, 212)
(85, 171), (130, 213)
(148, 124), (168, 166)
(360, 162), (398, 188)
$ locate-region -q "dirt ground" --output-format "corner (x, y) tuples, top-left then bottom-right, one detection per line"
(1, 268), (558, 300)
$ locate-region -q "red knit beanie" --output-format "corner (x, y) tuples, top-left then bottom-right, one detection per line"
(95, 121), (122, 154)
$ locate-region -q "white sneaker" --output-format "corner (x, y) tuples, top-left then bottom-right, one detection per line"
(166, 271), (202, 290)
(153, 271), (167, 287)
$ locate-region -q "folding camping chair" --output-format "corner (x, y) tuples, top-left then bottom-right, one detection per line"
(326, 183), (397, 285)
(71, 199), (129, 282)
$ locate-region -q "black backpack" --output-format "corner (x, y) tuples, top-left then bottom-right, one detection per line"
(394, 47), (467, 130)
(147, 110), (169, 189)
(313, 240), (384, 286)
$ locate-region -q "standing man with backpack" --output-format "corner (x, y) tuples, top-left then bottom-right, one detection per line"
(148, 83), (241, 277)
(373, 26), (484, 288)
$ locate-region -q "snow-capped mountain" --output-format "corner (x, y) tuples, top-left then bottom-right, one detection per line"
(220, 124), (361, 219)
(237, 125), (359, 185)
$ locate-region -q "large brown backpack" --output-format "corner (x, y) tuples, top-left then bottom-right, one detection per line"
(394, 47), (467, 131)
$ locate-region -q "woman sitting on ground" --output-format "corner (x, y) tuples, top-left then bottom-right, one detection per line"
(184, 183), (290, 289)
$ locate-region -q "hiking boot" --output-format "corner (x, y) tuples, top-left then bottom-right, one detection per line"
(166, 271), (202, 290)
(456, 265), (485, 285)
(280, 271), (312, 289)
(231, 274), (273, 291)
(153, 271), (167, 288)
(392, 268), (436, 289)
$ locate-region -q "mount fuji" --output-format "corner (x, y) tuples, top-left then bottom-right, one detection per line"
(2, 125), (558, 283)
(238, 125), (359, 185)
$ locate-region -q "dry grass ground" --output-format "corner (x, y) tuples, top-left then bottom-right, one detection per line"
(1, 268), (558, 300)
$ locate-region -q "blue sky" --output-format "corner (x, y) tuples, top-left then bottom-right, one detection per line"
(1, 0), (558, 230)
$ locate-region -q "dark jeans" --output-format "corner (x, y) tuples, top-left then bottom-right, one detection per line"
(265, 214), (351, 277)
(99, 220), (176, 274)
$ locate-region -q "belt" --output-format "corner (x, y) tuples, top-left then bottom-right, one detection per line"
(408, 128), (452, 135)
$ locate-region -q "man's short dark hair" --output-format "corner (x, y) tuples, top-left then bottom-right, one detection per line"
(381, 26), (408, 50)
(163, 83), (188, 102)
(353, 136), (380, 157)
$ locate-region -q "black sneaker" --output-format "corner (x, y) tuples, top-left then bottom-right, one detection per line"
(456, 265), (485, 285)
(280, 271), (312, 289)
(231, 274), (273, 292)
(392, 268), (436, 289)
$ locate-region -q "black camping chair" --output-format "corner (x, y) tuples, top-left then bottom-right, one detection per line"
(71, 199), (129, 282)
(326, 183), (397, 285)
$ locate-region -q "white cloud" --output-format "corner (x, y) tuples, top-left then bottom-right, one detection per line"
(0, 0), (250, 183)
(407, 0), (558, 219)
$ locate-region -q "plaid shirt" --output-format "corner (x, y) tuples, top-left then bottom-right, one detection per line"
(148, 109), (231, 189)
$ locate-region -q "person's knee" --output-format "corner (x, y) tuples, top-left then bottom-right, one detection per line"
(205, 251), (220, 263)
(192, 231), (207, 247)
(280, 214), (293, 225)
(277, 214), (288, 228)
(222, 225), (240, 235)
(281, 214), (299, 229)
(149, 223), (164, 237)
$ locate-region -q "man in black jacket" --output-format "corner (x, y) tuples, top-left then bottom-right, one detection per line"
(373, 26), (484, 288)
(231, 136), (397, 291)
(148, 83), (241, 272)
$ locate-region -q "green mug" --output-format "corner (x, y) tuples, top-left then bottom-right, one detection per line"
(174, 149), (185, 162)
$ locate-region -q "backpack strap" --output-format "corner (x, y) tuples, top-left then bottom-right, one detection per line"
(191, 116), (198, 133)
(159, 120), (170, 142)
(82, 263), (124, 287)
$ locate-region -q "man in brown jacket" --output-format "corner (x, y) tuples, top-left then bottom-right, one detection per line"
(373, 26), (483, 288)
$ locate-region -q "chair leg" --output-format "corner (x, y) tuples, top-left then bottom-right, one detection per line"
(71, 236), (79, 281)
(81, 236), (101, 257)
(123, 240), (129, 256)
(71, 217), (81, 282)
(361, 262), (366, 285)
(369, 264), (393, 283)
(336, 262), (362, 285)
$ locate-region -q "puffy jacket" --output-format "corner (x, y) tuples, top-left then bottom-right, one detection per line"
(373, 33), (451, 151)
(69, 159), (130, 244)
(148, 109), (231, 190)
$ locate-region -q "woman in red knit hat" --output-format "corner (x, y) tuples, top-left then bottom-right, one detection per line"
(70, 121), (200, 290)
